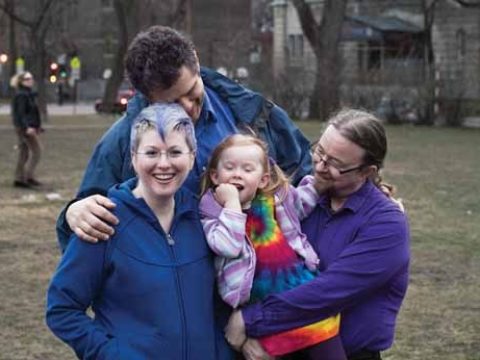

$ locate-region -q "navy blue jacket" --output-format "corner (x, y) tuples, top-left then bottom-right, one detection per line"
(12, 86), (41, 129)
(47, 178), (232, 359)
(56, 67), (312, 251)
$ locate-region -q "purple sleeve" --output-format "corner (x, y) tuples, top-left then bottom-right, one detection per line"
(242, 208), (410, 337)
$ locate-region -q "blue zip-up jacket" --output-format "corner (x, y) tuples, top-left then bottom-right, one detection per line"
(56, 68), (312, 251)
(47, 178), (232, 360)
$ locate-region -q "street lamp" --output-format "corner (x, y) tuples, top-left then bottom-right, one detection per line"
(0, 54), (8, 97)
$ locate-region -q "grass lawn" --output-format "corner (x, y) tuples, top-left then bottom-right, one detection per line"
(0, 114), (479, 359)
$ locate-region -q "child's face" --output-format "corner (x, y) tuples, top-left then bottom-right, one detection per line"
(210, 144), (269, 208)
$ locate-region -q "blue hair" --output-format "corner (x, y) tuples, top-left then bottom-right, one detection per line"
(130, 102), (196, 152)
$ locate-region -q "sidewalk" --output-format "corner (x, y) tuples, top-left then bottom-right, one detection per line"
(0, 102), (96, 116)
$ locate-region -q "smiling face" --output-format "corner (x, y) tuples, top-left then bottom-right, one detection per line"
(313, 125), (372, 199)
(210, 143), (270, 208)
(150, 65), (205, 122)
(132, 128), (195, 204)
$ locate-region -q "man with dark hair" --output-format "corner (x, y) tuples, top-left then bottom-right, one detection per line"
(56, 25), (312, 251)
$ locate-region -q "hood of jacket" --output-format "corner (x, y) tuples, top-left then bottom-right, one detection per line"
(107, 177), (199, 230)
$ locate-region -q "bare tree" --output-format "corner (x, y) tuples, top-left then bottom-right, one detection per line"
(101, 0), (190, 111)
(452, 0), (480, 6)
(4, 0), (16, 80)
(0, 0), (64, 117)
(419, 0), (441, 125)
(292, 0), (347, 120)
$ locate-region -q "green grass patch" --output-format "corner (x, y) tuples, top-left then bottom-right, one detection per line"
(0, 115), (478, 359)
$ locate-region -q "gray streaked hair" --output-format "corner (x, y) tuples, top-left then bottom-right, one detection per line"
(130, 102), (196, 152)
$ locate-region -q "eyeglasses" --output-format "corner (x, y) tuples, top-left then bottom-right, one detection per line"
(312, 146), (365, 175)
(136, 149), (192, 161)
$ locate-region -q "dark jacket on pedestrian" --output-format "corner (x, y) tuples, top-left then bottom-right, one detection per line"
(12, 85), (41, 129)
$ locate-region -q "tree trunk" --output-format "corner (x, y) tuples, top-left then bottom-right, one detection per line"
(311, 38), (343, 121)
(30, 32), (49, 120)
(7, 0), (17, 80)
(421, 0), (438, 125)
(101, 0), (190, 108)
(100, 0), (132, 111)
(293, 0), (347, 120)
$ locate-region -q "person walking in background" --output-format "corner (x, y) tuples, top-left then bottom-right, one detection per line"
(199, 134), (346, 360)
(11, 71), (43, 188)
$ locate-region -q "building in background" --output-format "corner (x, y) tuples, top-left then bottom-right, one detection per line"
(272, 0), (480, 117)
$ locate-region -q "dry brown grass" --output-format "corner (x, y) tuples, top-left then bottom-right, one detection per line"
(0, 115), (479, 359)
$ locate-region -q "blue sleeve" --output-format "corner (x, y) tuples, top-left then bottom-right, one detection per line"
(55, 116), (134, 252)
(265, 104), (312, 185)
(46, 236), (118, 359)
(55, 93), (149, 252)
(243, 208), (410, 337)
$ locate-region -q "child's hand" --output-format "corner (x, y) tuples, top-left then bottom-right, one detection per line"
(379, 183), (405, 212)
(305, 258), (320, 272)
(214, 184), (242, 211)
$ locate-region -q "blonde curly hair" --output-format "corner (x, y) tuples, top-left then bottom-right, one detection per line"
(10, 71), (33, 89)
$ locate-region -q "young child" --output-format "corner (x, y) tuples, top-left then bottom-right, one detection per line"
(199, 134), (346, 359)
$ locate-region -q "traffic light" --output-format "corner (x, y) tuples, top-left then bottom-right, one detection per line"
(58, 64), (68, 80)
(49, 62), (58, 83)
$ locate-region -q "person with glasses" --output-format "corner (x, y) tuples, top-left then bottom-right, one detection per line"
(46, 103), (232, 359)
(55, 25), (312, 252)
(11, 71), (43, 188)
(225, 109), (410, 360)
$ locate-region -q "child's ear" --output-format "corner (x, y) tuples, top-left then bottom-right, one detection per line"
(258, 173), (270, 190)
(210, 170), (220, 185)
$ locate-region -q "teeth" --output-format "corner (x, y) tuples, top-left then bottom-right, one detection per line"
(154, 174), (174, 181)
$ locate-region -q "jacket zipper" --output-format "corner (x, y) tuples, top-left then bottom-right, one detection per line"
(165, 230), (188, 359)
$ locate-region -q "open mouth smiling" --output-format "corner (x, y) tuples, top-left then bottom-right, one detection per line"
(153, 174), (175, 182)
(231, 183), (244, 191)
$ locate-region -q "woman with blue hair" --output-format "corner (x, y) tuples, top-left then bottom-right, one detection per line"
(46, 103), (232, 359)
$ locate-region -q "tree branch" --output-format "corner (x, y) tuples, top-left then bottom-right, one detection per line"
(34, 0), (57, 30)
(452, 0), (480, 7)
(0, 0), (34, 27)
(292, 0), (319, 46)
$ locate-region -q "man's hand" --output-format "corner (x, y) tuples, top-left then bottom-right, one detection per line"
(66, 195), (119, 243)
(242, 338), (274, 360)
(225, 310), (247, 351)
(25, 127), (37, 136)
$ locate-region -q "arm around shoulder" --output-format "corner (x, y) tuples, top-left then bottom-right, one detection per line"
(242, 203), (410, 338)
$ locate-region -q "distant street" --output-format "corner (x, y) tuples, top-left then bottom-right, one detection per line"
(0, 102), (96, 116)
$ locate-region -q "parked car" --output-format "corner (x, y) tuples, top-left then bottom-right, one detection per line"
(95, 82), (134, 113)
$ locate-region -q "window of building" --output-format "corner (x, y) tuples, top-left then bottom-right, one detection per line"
(288, 34), (304, 62)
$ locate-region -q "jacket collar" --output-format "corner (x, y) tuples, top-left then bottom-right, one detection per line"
(318, 180), (374, 214)
(200, 67), (264, 125)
